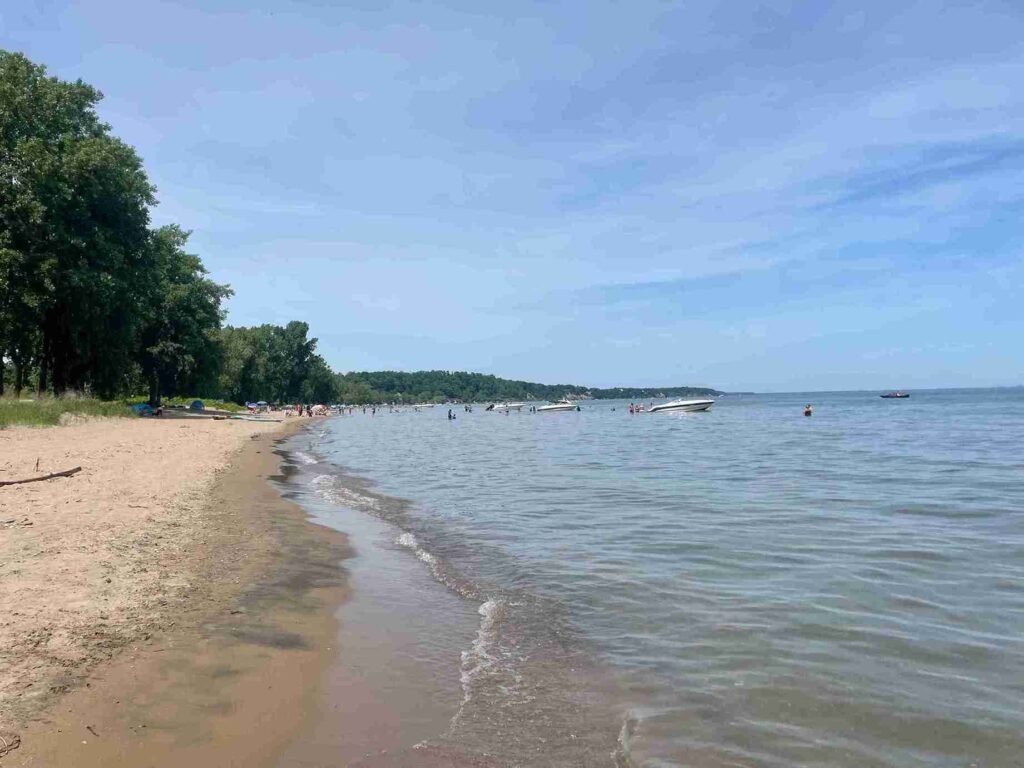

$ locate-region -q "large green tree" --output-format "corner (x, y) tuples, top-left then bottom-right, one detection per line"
(217, 321), (335, 404)
(138, 225), (231, 406)
(0, 50), (155, 396)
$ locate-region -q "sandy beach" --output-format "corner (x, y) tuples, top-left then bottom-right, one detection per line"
(0, 416), (351, 766)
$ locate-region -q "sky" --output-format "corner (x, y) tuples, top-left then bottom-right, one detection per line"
(2, 0), (1023, 392)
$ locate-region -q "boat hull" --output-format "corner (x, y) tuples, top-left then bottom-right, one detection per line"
(537, 404), (576, 412)
(649, 399), (715, 413)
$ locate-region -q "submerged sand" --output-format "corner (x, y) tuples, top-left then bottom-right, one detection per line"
(0, 416), (351, 766)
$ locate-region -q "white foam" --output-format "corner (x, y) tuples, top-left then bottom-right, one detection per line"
(452, 597), (504, 726)
(309, 475), (382, 513)
(294, 450), (318, 465)
(615, 714), (638, 767)
(396, 531), (441, 573)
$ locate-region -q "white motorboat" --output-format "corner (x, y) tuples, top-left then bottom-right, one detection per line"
(537, 398), (578, 412)
(649, 398), (715, 413)
(491, 402), (526, 412)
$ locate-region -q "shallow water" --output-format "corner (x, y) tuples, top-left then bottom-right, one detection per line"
(287, 389), (1024, 767)
(273, 463), (479, 766)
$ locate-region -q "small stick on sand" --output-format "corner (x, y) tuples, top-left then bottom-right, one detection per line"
(0, 466), (82, 488)
(0, 731), (20, 757)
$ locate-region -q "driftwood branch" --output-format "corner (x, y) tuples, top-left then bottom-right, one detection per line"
(0, 466), (82, 488)
(0, 731), (20, 757)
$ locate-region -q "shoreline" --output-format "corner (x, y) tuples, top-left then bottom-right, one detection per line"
(0, 417), (353, 767)
(3, 414), (629, 767)
(277, 425), (629, 768)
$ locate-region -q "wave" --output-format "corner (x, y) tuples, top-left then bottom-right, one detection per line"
(289, 439), (627, 767)
(451, 598), (504, 727)
(309, 474), (382, 513)
(396, 531), (447, 583)
(293, 449), (319, 465)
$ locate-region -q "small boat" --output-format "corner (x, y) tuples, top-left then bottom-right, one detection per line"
(649, 398), (715, 413)
(880, 392), (910, 399)
(537, 398), (578, 413)
(491, 402), (526, 412)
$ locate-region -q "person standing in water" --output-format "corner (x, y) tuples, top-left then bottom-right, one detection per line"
(804, 404), (813, 416)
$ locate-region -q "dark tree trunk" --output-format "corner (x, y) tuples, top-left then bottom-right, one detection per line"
(14, 360), (24, 396)
(0, 355), (5, 396)
(148, 370), (161, 408)
(37, 332), (48, 395)
(51, 319), (65, 395)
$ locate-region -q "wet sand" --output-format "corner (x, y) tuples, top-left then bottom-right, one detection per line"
(272, 463), (486, 767)
(1, 422), (352, 767)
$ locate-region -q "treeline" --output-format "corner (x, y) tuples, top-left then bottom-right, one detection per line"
(0, 51), (334, 405)
(220, 323), (337, 405)
(338, 370), (720, 404)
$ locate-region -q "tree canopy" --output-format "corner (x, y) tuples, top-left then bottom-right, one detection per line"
(1, 50), (156, 397)
(217, 322), (335, 405)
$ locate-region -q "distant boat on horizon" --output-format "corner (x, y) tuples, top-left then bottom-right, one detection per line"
(649, 398), (715, 413)
(880, 392), (910, 399)
(537, 398), (578, 413)
(490, 402), (526, 412)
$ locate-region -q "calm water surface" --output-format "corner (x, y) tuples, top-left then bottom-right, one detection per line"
(289, 389), (1024, 767)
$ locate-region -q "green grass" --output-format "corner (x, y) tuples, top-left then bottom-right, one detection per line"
(0, 396), (135, 427)
(1, 394), (248, 427)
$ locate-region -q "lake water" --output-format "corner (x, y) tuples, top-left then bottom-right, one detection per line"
(284, 389), (1024, 767)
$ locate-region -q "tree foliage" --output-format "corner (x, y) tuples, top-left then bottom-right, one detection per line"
(1, 50), (156, 397)
(217, 321), (330, 404)
(333, 370), (720, 404)
(0, 51), (237, 404)
(138, 225), (231, 404)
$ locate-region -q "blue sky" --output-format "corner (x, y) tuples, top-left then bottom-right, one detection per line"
(3, 0), (1023, 391)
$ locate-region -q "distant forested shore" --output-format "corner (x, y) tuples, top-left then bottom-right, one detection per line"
(0, 51), (716, 407)
(342, 371), (720, 404)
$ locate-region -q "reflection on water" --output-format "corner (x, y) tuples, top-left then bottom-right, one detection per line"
(292, 389), (1024, 767)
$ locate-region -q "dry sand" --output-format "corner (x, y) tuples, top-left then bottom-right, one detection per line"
(0, 416), (351, 766)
